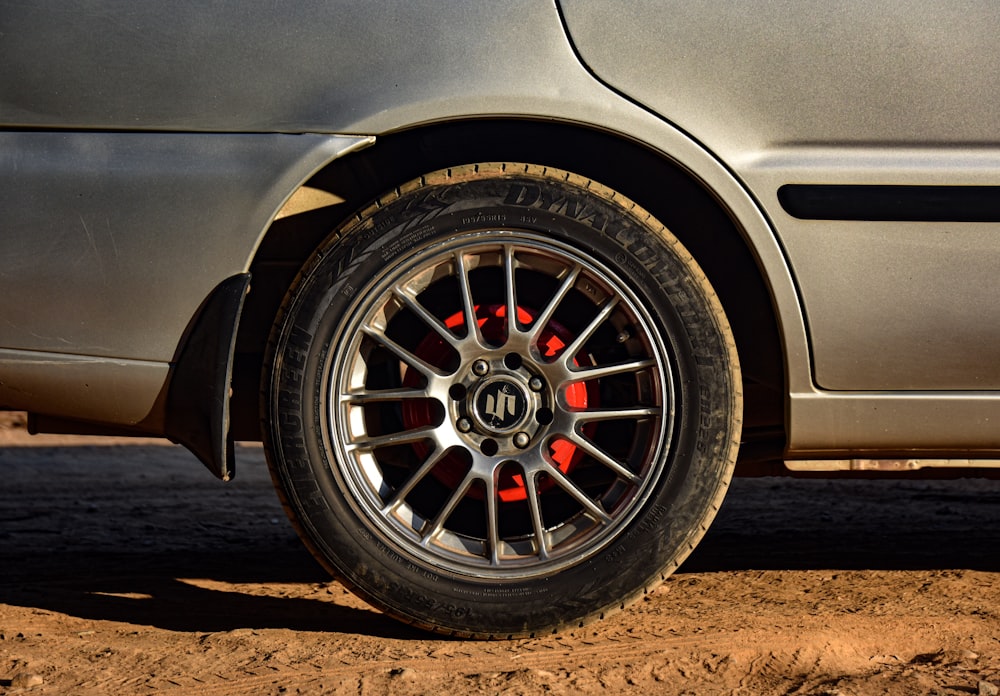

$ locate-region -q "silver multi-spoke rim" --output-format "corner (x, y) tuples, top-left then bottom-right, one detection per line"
(326, 231), (675, 579)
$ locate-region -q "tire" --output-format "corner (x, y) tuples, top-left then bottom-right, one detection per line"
(263, 163), (741, 637)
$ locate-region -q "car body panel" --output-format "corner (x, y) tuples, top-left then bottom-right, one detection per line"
(0, 350), (168, 427)
(1, 1), (999, 460)
(0, 0), (619, 135)
(560, 0), (1000, 392)
(745, 147), (1000, 391)
(559, 1), (1000, 152)
(0, 132), (369, 361)
(0, 2), (809, 441)
(789, 390), (1000, 455)
(0, 131), (369, 435)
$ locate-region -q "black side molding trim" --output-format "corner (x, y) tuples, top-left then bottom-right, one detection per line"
(165, 273), (250, 481)
(778, 185), (1000, 222)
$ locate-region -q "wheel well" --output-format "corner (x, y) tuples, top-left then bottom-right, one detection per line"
(231, 120), (785, 461)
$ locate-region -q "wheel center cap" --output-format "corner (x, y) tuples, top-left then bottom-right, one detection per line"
(472, 377), (529, 433)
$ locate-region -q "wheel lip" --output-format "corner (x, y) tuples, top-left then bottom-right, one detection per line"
(320, 228), (677, 581)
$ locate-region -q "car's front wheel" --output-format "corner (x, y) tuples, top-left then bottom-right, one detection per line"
(263, 163), (741, 637)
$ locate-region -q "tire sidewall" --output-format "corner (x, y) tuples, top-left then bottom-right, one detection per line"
(267, 168), (738, 635)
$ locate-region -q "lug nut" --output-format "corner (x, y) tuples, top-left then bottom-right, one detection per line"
(513, 432), (531, 449)
(528, 376), (544, 392)
(472, 360), (489, 377)
(457, 418), (473, 433)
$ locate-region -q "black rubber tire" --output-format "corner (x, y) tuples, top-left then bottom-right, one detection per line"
(263, 163), (741, 637)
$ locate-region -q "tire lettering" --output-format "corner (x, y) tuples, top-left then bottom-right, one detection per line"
(504, 183), (606, 228)
(537, 190), (573, 217)
(379, 226), (437, 261)
(285, 457), (310, 472)
(577, 208), (608, 230)
(601, 504), (669, 563)
(387, 582), (470, 618)
(461, 212), (506, 226)
(452, 584), (548, 597)
(358, 528), (442, 583)
(504, 183), (540, 206)
(613, 251), (646, 281)
(284, 347), (306, 370)
(305, 489), (329, 512)
(278, 411), (301, 432)
(372, 214), (398, 235)
(400, 192), (445, 221)
(287, 326), (312, 352)
(278, 391), (300, 410)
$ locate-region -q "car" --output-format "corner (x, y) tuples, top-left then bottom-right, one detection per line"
(2, 1), (999, 637)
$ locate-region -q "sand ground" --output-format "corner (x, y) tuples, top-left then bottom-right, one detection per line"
(1, 412), (999, 695)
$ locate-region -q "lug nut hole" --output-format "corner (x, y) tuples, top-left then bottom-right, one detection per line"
(503, 352), (523, 370)
(449, 384), (467, 401)
(536, 408), (553, 425)
(480, 439), (499, 456)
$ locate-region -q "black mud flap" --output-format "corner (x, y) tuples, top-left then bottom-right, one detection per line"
(165, 273), (251, 481)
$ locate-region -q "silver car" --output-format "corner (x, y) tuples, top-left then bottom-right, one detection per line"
(2, 1), (998, 637)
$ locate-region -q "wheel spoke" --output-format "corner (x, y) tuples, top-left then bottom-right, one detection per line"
(564, 433), (642, 485)
(568, 405), (662, 424)
(524, 471), (551, 560)
(526, 265), (581, 348)
(541, 461), (613, 525)
(558, 296), (620, 367)
(347, 424), (439, 452)
(360, 325), (448, 379)
(485, 473), (501, 565)
(454, 250), (486, 348)
(421, 470), (476, 544)
(382, 445), (451, 512)
(567, 357), (657, 381)
(503, 244), (519, 335)
(344, 386), (430, 404)
(393, 287), (462, 351)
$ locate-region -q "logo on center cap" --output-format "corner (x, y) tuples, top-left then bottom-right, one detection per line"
(475, 379), (528, 431)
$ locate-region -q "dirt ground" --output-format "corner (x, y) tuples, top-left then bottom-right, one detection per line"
(1, 411), (999, 695)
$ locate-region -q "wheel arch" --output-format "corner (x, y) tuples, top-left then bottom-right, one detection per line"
(232, 119), (787, 463)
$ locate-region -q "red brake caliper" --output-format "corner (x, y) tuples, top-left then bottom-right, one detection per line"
(400, 304), (590, 503)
